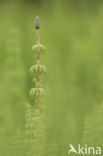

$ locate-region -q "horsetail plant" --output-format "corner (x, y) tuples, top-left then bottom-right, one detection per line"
(30, 16), (46, 111)
(0, 28), (26, 156)
(82, 116), (94, 145)
(24, 16), (47, 156)
(82, 103), (103, 147)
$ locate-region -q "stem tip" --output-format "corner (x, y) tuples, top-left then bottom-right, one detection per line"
(35, 16), (40, 29)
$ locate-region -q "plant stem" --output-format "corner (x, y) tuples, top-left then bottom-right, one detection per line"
(36, 29), (40, 65)
(35, 26), (40, 111)
(30, 16), (45, 111)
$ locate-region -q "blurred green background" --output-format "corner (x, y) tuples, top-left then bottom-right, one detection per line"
(0, 0), (103, 155)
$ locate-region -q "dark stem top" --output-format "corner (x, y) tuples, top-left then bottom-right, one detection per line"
(35, 16), (40, 29)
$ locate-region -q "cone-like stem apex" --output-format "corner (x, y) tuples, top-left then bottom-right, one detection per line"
(35, 16), (40, 29)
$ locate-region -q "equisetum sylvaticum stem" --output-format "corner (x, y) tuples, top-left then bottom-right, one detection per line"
(35, 16), (40, 110)
(30, 16), (46, 112)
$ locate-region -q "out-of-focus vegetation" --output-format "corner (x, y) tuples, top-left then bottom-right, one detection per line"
(1, 0), (103, 155)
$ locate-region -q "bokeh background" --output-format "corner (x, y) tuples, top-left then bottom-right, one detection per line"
(0, 0), (103, 155)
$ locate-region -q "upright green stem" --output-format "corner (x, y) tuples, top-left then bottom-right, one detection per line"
(35, 30), (40, 110)
(36, 29), (40, 65)
(30, 16), (46, 112)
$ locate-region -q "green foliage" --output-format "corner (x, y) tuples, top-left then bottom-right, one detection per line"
(30, 64), (46, 75)
(0, 27), (26, 155)
(1, 2), (103, 156)
(24, 17), (47, 156)
(30, 88), (46, 97)
(0, 27), (25, 129)
(25, 103), (47, 156)
(32, 44), (45, 54)
(83, 103), (103, 148)
(82, 117), (94, 145)
(0, 20), (47, 155)
(30, 16), (46, 111)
